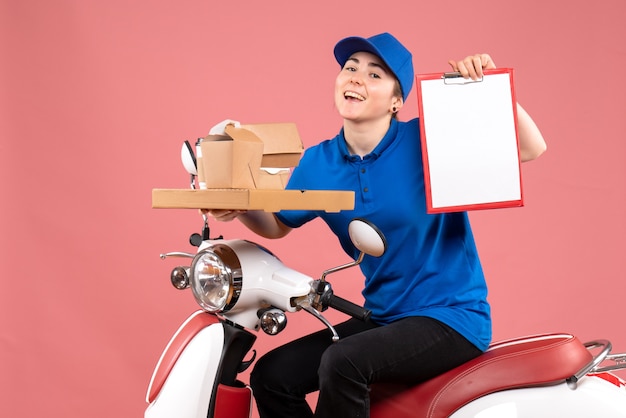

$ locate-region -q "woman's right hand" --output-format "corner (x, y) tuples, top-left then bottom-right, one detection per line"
(201, 209), (247, 222)
(200, 209), (291, 239)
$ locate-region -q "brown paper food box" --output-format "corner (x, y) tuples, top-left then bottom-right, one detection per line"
(199, 123), (303, 190)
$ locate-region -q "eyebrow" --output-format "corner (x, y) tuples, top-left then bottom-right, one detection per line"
(346, 57), (389, 73)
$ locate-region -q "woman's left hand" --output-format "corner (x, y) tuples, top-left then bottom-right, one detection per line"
(448, 54), (496, 80)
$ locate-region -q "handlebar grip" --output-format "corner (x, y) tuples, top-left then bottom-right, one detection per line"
(328, 295), (371, 322)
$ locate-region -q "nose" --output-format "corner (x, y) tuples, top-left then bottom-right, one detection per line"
(350, 72), (362, 85)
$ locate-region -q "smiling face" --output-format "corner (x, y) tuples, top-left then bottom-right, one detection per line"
(334, 51), (403, 124)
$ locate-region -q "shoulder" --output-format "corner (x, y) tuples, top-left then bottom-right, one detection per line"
(398, 117), (420, 134)
(392, 118), (421, 152)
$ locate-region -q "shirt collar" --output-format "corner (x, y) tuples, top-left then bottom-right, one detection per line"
(339, 119), (399, 161)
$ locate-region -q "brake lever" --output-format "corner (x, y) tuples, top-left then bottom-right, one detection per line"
(299, 301), (339, 342)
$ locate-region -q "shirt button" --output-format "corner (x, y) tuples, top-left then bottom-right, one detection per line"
(363, 187), (369, 192)
(361, 169), (366, 173)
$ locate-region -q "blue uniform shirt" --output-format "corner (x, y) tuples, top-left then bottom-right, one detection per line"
(276, 118), (491, 351)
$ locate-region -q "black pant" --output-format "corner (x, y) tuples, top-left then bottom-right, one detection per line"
(249, 316), (483, 418)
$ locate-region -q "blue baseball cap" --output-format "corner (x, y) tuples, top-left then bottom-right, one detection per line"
(333, 32), (414, 101)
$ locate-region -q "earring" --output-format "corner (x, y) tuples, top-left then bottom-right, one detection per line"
(392, 106), (397, 113)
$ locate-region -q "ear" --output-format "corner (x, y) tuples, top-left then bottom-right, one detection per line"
(392, 97), (404, 112)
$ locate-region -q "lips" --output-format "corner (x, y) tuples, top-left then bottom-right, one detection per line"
(344, 91), (365, 101)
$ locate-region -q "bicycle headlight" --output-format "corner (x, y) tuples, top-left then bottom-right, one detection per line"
(189, 244), (242, 313)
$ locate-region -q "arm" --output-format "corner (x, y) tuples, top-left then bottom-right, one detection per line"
(448, 54), (547, 162)
(204, 209), (292, 239)
(515, 103), (546, 162)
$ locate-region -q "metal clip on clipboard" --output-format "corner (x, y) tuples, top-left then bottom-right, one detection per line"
(442, 71), (483, 85)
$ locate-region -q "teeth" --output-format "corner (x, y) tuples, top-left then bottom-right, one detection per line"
(345, 91), (365, 101)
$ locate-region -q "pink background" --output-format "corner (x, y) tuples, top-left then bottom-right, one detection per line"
(1, 1), (625, 416)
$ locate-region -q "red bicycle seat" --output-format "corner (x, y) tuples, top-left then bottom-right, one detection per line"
(370, 333), (592, 418)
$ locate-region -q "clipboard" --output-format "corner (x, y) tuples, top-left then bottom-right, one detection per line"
(416, 68), (523, 213)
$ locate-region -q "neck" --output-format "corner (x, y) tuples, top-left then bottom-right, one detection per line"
(343, 117), (392, 157)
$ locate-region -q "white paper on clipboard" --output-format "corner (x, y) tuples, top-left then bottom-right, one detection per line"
(416, 68), (523, 213)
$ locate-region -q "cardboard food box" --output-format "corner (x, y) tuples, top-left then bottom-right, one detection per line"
(152, 189), (355, 212)
(199, 122), (304, 189)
